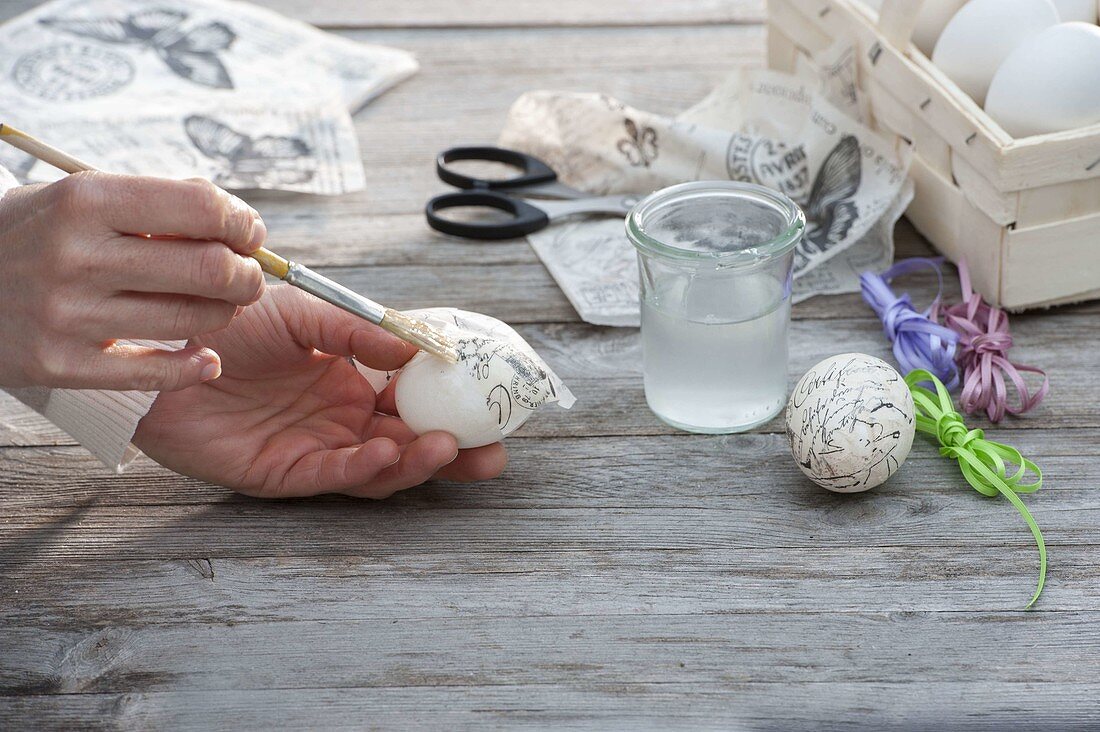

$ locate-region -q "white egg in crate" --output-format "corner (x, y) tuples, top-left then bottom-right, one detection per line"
(932, 0), (1060, 106)
(912, 0), (969, 56)
(1052, 0), (1098, 22)
(986, 22), (1100, 137)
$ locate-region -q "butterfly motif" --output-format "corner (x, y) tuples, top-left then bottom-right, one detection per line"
(802, 134), (861, 253)
(616, 118), (658, 168)
(40, 8), (237, 89)
(184, 115), (316, 188)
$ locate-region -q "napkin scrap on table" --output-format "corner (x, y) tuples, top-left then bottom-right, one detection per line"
(497, 41), (913, 326)
(0, 0), (418, 194)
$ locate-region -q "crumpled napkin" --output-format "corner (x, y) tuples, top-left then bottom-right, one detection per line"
(497, 42), (914, 326)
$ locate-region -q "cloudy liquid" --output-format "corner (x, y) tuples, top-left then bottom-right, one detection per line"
(641, 276), (789, 433)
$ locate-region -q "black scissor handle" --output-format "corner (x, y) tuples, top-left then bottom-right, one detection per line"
(425, 190), (550, 240)
(436, 146), (558, 191)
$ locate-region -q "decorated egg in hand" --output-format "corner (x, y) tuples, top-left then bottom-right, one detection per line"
(356, 308), (575, 449)
(785, 354), (916, 493)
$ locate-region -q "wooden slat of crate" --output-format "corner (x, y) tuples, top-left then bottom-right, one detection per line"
(782, 0), (1100, 192)
(1005, 213), (1100, 308)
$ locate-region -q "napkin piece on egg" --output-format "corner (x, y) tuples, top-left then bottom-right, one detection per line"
(357, 308), (574, 441)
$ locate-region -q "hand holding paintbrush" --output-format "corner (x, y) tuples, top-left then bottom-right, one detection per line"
(0, 123), (506, 495)
(0, 122), (458, 365)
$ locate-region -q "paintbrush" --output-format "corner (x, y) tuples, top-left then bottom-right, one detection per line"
(0, 122), (458, 362)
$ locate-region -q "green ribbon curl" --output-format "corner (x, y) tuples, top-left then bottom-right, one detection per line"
(905, 369), (1046, 608)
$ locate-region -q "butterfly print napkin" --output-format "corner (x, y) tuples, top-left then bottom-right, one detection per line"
(0, 0), (418, 194)
(497, 43), (913, 326)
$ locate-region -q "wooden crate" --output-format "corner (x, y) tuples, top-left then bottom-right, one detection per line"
(768, 0), (1100, 309)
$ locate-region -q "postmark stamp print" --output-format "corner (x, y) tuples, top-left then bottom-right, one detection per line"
(12, 43), (134, 101)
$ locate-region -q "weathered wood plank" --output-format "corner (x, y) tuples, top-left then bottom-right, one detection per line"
(1, 498), (1088, 563)
(0, 685), (1090, 732)
(1, 683), (1097, 732)
(0, 0), (767, 29)
(267, 0), (767, 28)
(0, 433), (1090, 561)
(253, 25), (764, 246)
(4, 546), (1099, 628)
(0, 427), (1092, 509)
(0, 307), (1091, 449)
(4, 612), (1100, 696)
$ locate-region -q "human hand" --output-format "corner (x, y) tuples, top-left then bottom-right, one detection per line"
(0, 172), (266, 391)
(133, 285), (508, 499)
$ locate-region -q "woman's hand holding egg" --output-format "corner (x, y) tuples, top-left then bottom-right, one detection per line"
(133, 286), (509, 499)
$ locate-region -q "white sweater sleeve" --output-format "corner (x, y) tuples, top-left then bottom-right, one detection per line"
(6, 383), (162, 471)
(0, 167), (179, 471)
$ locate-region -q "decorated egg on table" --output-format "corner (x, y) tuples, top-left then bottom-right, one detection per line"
(356, 308), (575, 449)
(785, 354), (916, 493)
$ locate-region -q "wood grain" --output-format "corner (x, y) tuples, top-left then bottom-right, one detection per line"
(5, 611), (1100, 696)
(5, 545), (1100, 628)
(2, 683), (1098, 732)
(0, 0), (767, 29)
(2, 1), (1098, 729)
(0, 307), (1092, 449)
(0, 427), (1090, 569)
(267, 0), (768, 28)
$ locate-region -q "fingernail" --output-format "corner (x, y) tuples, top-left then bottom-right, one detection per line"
(445, 450), (460, 466)
(249, 217), (267, 248)
(200, 361), (221, 382)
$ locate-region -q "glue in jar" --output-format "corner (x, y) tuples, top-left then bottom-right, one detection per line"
(626, 181), (805, 433)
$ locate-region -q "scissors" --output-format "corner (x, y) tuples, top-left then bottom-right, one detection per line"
(425, 146), (639, 240)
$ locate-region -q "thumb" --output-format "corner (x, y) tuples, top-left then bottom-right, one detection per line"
(79, 344), (222, 392)
(275, 285), (417, 371)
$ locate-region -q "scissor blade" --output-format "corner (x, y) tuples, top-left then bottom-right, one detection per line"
(535, 194), (639, 220)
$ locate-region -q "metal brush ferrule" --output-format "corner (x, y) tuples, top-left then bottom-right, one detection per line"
(284, 262), (387, 325)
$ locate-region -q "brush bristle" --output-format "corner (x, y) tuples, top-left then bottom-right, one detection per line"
(380, 310), (459, 362)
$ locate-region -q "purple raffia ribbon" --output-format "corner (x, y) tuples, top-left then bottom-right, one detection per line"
(860, 258), (960, 390)
(934, 259), (1049, 423)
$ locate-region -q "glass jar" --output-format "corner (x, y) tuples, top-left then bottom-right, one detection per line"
(626, 181), (806, 434)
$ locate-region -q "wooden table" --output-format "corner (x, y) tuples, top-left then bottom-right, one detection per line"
(3, 1), (1099, 729)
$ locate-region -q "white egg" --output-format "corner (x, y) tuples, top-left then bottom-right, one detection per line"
(1052, 0), (1097, 21)
(356, 308), (574, 450)
(932, 0), (1059, 105)
(785, 354), (916, 493)
(986, 23), (1100, 137)
(395, 351), (527, 449)
(912, 0), (969, 57)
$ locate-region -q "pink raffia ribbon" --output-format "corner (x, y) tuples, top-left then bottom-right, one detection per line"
(935, 259), (1049, 423)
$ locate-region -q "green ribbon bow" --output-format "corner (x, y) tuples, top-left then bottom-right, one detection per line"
(905, 369), (1046, 608)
